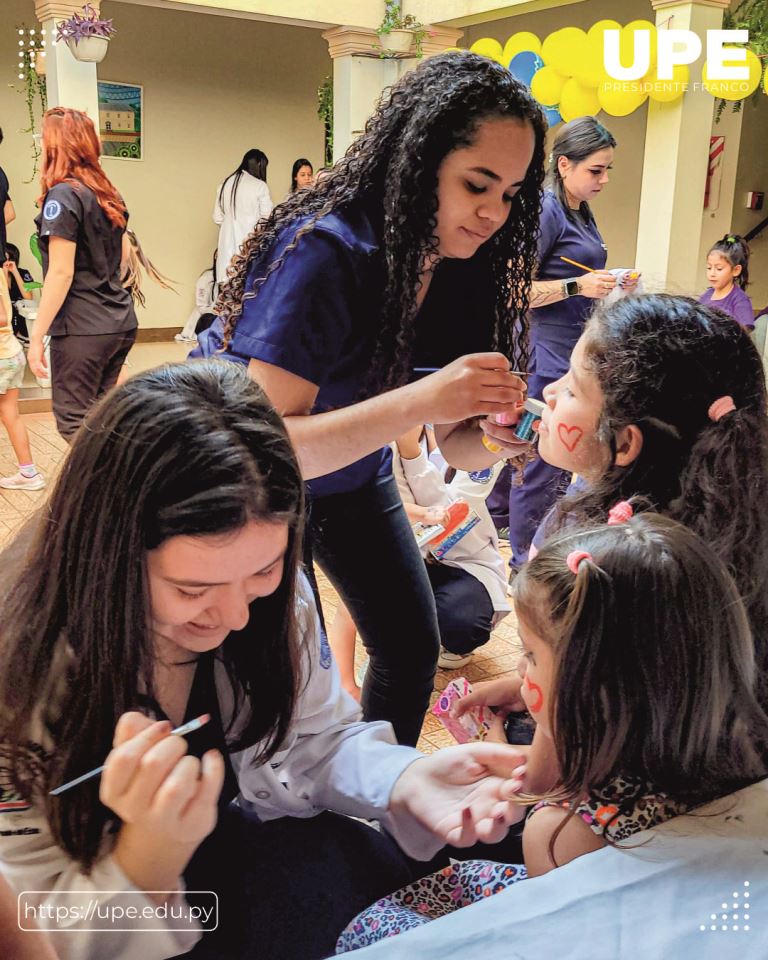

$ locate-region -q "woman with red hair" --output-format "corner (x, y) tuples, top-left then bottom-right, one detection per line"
(28, 107), (137, 440)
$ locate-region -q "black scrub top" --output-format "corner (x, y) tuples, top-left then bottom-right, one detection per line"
(0, 166), (10, 258)
(35, 182), (137, 337)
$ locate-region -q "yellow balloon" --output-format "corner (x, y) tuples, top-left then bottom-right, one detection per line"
(598, 78), (648, 116)
(470, 37), (504, 63)
(572, 35), (609, 88)
(531, 65), (567, 106)
(541, 27), (588, 77)
(644, 63), (689, 103)
(620, 20), (657, 72)
(502, 31), (541, 64)
(587, 19), (621, 45)
(702, 47), (762, 101)
(558, 79), (601, 122)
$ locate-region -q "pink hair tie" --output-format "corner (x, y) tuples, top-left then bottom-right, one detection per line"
(607, 501), (633, 526)
(708, 396), (736, 422)
(566, 550), (592, 574)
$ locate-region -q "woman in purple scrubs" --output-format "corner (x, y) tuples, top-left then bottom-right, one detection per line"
(193, 53), (548, 746)
(507, 117), (637, 572)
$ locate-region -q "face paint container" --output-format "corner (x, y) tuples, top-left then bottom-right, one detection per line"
(513, 398), (545, 442)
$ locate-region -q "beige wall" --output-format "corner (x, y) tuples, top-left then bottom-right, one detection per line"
(1, 0), (329, 328)
(731, 95), (768, 311)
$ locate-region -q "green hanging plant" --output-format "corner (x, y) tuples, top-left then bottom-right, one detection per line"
(374, 1), (431, 59)
(317, 74), (333, 167)
(717, 0), (768, 119)
(9, 24), (48, 182)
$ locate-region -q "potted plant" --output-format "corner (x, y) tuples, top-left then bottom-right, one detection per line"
(55, 3), (115, 64)
(376, 1), (430, 57)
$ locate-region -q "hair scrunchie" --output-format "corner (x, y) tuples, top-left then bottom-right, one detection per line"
(566, 550), (592, 574)
(607, 501), (633, 526)
(708, 396), (736, 422)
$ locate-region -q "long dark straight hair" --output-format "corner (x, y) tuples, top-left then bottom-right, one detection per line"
(0, 361), (304, 870)
(549, 116), (616, 222)
(219, 148), (269, 215)
(513, 515), (768, 817)
(219, 51), (548, 396)
(558, 295), (768, 703)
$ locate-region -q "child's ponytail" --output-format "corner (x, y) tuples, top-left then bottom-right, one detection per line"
(675, 398), (768, 697)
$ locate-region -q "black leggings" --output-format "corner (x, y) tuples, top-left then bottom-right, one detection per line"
(306, 473), (440, 747)
(426, 562), (494, 656)
(182, 808), (417, 960)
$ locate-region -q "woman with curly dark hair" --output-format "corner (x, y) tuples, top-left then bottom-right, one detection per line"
(195, 52), (547, 745)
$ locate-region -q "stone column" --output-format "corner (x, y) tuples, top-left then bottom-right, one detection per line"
(323, 24), (463, 161)
(635, 0), (733, 294)
(35, 0), (101, 120)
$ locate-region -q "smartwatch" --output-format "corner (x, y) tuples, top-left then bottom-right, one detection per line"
(562, 279), (580, 298)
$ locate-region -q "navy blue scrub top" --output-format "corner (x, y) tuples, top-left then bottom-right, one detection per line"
(35, 182), (137, 337)
(529, 190), (607, 381)
(194, 206), (497, 499)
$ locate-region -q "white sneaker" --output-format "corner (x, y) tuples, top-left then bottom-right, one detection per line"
(437, 647), (474, 670)
(175, 333), (197, 343)
(0, 471), (46, 491)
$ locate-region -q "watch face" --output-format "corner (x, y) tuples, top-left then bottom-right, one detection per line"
(565, 280), (580, 297)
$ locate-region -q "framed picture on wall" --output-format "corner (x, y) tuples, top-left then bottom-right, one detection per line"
(97, 81), (143, 161)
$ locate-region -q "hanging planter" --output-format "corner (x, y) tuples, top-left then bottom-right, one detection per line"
(379, 29), (413, 54)
(66, 35), (109, 63)
(375, 1), (430, 58)
(55, 4), (115, 64)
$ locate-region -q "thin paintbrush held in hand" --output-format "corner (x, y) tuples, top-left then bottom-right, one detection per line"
(49, 714), (211, 795)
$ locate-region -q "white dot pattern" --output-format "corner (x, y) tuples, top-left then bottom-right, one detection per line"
(700, 881), (754, 932)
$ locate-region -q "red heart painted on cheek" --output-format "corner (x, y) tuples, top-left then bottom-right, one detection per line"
(523, 674), (544, 713)
(557, 423), (584, 453)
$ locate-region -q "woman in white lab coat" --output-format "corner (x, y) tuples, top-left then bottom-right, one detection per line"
(213, 149), (273, 288)
(0, 360), (526, 960)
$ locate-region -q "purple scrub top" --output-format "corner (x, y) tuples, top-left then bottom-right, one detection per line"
(529, 190), (607, 384)
(193, 205), (499, 498)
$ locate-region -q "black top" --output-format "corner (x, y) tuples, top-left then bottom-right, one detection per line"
(8, 267), (33, 328)
(0, 166), (10, 259)
(35, 182), (137, 337)
(8, 267), (33, 300)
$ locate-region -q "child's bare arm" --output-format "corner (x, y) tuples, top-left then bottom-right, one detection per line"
(523, 803), (606, 878)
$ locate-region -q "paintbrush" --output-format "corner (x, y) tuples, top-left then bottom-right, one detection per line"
(49, 713), (212, 796)
(561, 256), (638, 280)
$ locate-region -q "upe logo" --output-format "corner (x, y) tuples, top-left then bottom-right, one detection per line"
(604, 29), (750, 81)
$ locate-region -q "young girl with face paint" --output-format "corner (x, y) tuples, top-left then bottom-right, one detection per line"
(336, 513), (768, 949)
(510, 514), (768, 877)
(459, 294), (768, 785)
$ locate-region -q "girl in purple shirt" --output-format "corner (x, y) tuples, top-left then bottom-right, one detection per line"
(699, 234), (754, 330)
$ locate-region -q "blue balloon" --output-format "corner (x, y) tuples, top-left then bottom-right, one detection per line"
(507, 51), (544, 88)
(543, 106), (563, 128)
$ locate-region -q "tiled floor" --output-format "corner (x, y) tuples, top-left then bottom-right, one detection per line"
(1, 344), (522, 754)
